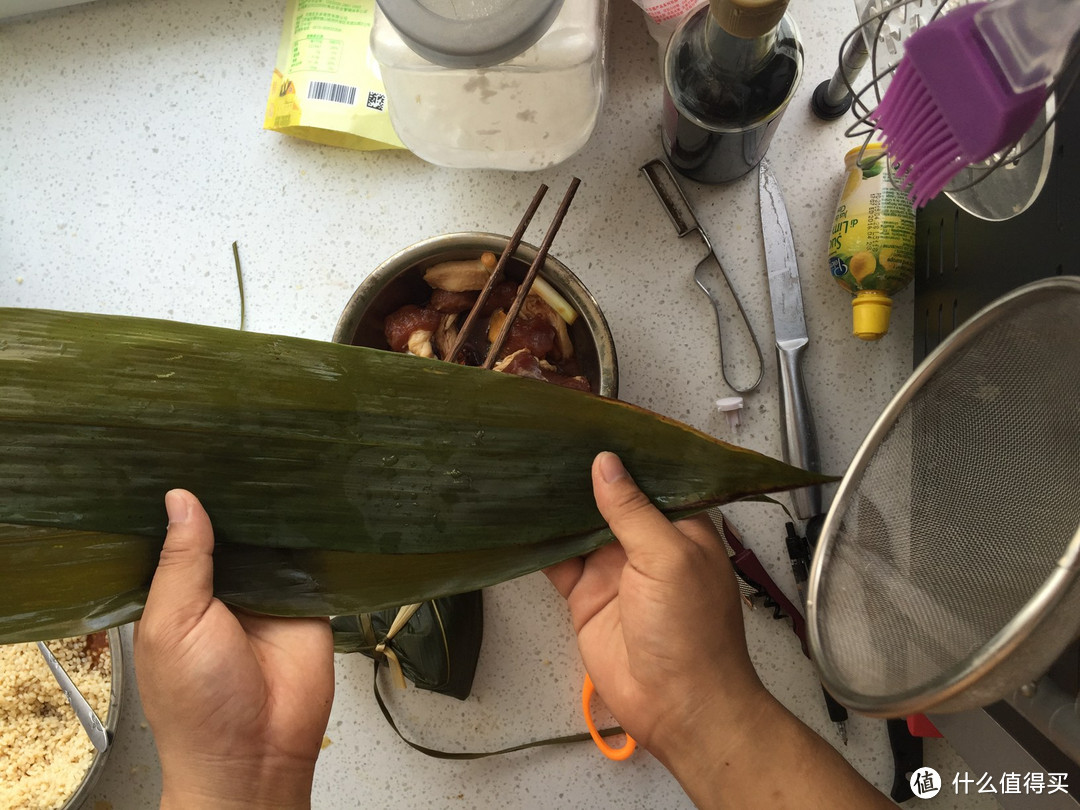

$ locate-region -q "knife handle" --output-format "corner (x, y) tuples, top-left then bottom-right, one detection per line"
(775, 340), (822, 520)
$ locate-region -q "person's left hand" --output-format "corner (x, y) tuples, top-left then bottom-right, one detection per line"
(134, 489), (335, 810)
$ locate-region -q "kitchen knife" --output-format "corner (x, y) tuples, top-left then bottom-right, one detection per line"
(757, 158), (822, 522)
(758, 160), (848, 743)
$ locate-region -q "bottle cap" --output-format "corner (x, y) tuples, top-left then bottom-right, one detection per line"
(709, 0), (788, 38)
(852, 290), (893, 341)
(376, 0), (563, 69)
(715, 396), (745, 429)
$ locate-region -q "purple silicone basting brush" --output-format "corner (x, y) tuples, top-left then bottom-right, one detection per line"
(873, 0), (1072, 208)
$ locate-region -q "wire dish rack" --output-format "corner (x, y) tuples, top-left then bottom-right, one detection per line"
(839, 0), (1078, 221)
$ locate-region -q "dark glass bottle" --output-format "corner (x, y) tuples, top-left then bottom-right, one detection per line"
(661, 0), (803, 184)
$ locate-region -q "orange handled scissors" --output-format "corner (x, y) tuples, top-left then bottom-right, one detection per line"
(582, 673), (637, 761)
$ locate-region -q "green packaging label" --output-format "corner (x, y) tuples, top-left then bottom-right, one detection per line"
(829, 154), (915, 295)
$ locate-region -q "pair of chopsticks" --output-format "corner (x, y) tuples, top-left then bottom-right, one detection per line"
(446, 177), (581, 368)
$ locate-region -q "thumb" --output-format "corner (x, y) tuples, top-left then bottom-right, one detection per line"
(592, 452), (686, 558)
(141, 489), (216, 627)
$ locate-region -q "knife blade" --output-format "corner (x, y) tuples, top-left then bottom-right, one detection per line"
(759, 160), (848, 744)
(758, 158), (822, 521)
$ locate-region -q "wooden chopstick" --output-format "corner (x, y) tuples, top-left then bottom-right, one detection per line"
(483, 177), (581, 369)
(445, 183), (548, 363)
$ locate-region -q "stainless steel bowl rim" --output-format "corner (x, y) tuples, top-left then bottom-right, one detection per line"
(64, 626), (124, 810)
(333, 231), (618, 398)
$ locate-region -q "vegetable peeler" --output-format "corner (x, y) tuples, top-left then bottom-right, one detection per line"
(640, 158), (764, 395)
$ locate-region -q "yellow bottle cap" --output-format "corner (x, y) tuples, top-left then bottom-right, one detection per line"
(852, 290), (893, 341)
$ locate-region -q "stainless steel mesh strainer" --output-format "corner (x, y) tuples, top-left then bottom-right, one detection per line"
(806, 276), (1080, 717)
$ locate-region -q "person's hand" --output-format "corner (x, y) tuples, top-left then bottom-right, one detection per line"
(545, 451), (768, 764)
(134, 490), (335, 810)
(546, 452), (895, 810)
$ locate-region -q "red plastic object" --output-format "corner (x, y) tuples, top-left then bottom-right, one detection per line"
(907, 714), (943, 738)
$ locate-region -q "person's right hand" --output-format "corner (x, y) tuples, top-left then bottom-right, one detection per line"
(544, 451), (770, 764)
(546, 452), (895, 810)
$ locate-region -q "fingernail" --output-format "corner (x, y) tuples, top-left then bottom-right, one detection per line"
(597, 452), (628, 483)
(164, 490), (191, 526)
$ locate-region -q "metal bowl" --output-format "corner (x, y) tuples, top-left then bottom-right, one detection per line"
(333, 232), (618, 398)
(63, 627), (123, 810)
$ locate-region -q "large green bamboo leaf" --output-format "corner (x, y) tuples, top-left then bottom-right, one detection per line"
(0, 525), (156, 642)
(0, 308), (833, 642)
(0, 523), (602, 643)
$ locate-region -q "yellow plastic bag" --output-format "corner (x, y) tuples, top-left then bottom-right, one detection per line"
(264, 0), (404, 151)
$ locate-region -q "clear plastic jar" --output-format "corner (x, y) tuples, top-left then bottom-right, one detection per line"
(370, 0), (608, 171)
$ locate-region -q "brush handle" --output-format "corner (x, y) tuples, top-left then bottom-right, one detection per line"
(977, 0), (1080, 92)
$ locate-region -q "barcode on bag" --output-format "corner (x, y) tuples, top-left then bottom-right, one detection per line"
(307, 81), (357, 105)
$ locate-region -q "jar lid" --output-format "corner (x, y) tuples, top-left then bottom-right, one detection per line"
(376, 0), (565, 69)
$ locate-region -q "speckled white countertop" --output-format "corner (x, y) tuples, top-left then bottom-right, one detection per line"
(1, 0), (1004, 807)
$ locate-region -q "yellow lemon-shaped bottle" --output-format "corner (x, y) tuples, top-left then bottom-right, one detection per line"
(828, 144), (916, 340)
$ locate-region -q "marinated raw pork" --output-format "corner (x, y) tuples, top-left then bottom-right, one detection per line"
(383, 252), (591, 391)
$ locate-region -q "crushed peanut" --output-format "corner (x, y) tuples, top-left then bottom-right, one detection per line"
(0, 635), (112, 810)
